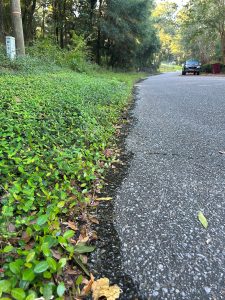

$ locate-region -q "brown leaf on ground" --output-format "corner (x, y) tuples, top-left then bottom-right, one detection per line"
(88, 216), (99, 225)
(80, 225), (87, 238)
(24, 242), (35, 250)
(78, 235), (89, 243)
(92, 278), (121, 300)
(81, 255), (88, 264)
(22, 231), (31, 243)
(67, 221), (78, 231)
(51, 249), (61, 260)
(81, 273), (95, 296)
(90, 231), (98, 240)
(8, 223), (16, 232)
(96, 197), (113, 201)
(65, 268), (78, 275)
(103, 149), (113, 158)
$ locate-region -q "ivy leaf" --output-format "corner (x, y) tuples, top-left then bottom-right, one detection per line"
(42, 242), (51, 257)
(36, 214), (48, 226)
(198, 211), (208, 229)
(0, 280), (11, 293)
(46, 257), (57, 272)
(74, 243), (95, 254)
(58, 258), (67, 268)
(9, 261), (21, 275)
(34, 261), (49, 273)
(26, 251), (35, 263)
(11, 288), (26, 300)
(63, 230), (75, 239)
(57, 282), (66, 297)
(25, 294), (36, 300)
(3, 245), (14, 253)
(43, 284), (53, 300)
(76, 275), (83, 286)
(22, 269), (35, 282)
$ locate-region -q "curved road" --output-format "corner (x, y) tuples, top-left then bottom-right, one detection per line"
(92, 72), (225, 299)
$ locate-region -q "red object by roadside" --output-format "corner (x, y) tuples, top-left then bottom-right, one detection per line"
(212, 63), (221, 74)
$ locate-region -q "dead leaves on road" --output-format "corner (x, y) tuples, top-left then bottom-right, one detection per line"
(81, 276), (121, 300)
(96, 197), (113, 201)
(92, 278), (121, 300)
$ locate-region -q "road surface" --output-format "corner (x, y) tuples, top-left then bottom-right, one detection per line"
(92, 72), (225, 300)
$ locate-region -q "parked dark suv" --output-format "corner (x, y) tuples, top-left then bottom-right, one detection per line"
(182, 60), (201, 75)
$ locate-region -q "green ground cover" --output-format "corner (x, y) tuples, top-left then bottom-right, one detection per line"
(159, 62), (181, 73)
(0, 69), (144, 299)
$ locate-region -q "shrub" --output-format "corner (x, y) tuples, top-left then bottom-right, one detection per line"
(0, 34), (96, 74)
(201, 64), (212, 73)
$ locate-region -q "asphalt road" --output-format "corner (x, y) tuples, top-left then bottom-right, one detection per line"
(115, 72), (225, 300)
(91, 72), (225, 299)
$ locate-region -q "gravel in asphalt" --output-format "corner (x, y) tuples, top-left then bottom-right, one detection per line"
(92, 72), (225, 300)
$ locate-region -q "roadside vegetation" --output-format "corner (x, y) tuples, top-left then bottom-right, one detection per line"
(2, 0), (225, 298)
(159, 62), (181, 73)
(153, 0), (225, 72)
(0, 38), (145, 299)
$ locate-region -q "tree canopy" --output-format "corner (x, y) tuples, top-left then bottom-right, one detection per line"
(0, 0), (160, 69)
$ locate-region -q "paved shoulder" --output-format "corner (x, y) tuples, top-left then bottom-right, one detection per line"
(114, 73), (225, 299)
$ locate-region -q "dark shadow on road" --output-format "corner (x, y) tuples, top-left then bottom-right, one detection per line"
(90, 90), (146, 300)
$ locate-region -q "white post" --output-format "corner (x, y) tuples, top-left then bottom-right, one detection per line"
(6, 36), (16, 60)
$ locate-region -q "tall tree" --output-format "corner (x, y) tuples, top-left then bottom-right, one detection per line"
(22, 0), (37, 42)
(11, 0), (25, 55)
(181, 0), (225, 63)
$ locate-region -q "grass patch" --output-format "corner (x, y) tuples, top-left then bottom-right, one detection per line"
(0, 68), (145, 298)
(159, 62), (181, 73)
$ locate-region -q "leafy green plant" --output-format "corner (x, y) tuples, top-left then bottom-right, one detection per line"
(0, 67), (143, 298)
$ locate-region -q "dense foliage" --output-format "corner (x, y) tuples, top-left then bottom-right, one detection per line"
(0, 53), (143, 298)
(153, 0), (225, 66)
(0, 0), (159, 69)
(178, 0), (225, 64)
(153, 1), (183, 63)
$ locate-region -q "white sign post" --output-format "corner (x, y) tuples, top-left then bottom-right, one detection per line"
(6, 36), (16, 60)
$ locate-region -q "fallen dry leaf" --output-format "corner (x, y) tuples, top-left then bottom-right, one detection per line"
(96, 197), (113, 201)
(67, 221), (78, 231)
(81, 273), (95, 296)
(8, 223), (16, 232)
(81, 255), (88, 264)
(89, 216), (99, 224)
(92, 278), (121, 300)
(51, 249), (61, 260)
(103, 149), (113, 158)
(90, 231), (98, 240)
(22, 231), (31, 243)
(65, 268), (78, 275)
(78, 235), (89, 243)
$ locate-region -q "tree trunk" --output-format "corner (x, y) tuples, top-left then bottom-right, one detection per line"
(0, 0), (4, 43)
(42, 4), (45, 38)
(11, 0), (25, 55)
(96, 0), (102, 64)
(22, 0), (36, 42)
